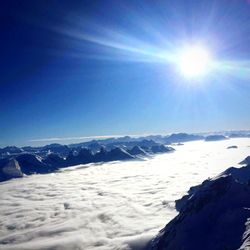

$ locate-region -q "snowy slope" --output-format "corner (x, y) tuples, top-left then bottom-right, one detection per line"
(150, 156), (250, 250)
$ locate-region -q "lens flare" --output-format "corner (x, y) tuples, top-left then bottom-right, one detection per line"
(178, 46), (212, 78)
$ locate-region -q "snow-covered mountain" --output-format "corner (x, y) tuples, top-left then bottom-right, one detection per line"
(149, 156), (250, 250)
(0, 144), (175, 182)
(128, 145), (148, 156)
(1, 131), (249, 160)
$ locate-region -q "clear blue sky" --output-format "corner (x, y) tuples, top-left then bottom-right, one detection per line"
(1, 0), (250, 147)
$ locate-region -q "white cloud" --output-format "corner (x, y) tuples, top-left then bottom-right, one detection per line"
(29, 134), (150, 143)
(0, 138), (249, 249)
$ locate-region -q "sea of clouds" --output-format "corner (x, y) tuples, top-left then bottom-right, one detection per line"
(0, 138), (249, 250)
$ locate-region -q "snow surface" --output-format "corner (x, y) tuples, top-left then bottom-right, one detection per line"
(0, 138), (249, 250)
(151, 165), (250, 249)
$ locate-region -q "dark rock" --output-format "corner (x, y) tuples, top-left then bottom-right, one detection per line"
(16, 154), (57, 174)
(106, 147), (134, 161)
(205, 135), (227, 141)
(43, 153), (66, 168)
(165, 133), (204, 143)
(66, 148), (94, 165)
(150, 145), (175, 154)
(0, 158), (23, 181)
(239, 156), (250, 165)
(128, 146), (148, 156)
(94, 147), (134, 162)
(94, 147), (109, 162)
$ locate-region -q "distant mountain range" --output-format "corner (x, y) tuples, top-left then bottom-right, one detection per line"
(0, 142), (174, 182)
(1, 131), (249, 159)
(0, 131), (249, 182)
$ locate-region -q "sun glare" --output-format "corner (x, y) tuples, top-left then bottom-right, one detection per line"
(178, 46), (212, 78)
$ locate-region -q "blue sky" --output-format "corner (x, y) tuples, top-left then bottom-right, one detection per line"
(1, 0), (250, 147)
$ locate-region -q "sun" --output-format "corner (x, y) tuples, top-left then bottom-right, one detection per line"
(178, 46), (212, 78)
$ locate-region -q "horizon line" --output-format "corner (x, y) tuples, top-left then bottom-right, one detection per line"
(28, 133), (159, 143)
(28, 128), (250, 143)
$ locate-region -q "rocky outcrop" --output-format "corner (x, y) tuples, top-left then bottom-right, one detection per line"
(16, 154), (58, 174)
(164, 133), (204, 143)
(150, 145), (175, 154)
(128, 146), (148, 156)
(66, 148), (94, 165)
(0, 158), (23, 181)
(205, 135), (227, 141)
(94, 147), (109, 162)
(94, 147), (134, 162)
(42, 144), (70, 157)
(43, 153), (66, 168)
(240, 156), (250, 165)
(85, 142), (103, 153)
(107, 147), (134, 161)
(0, 146), (23, 155)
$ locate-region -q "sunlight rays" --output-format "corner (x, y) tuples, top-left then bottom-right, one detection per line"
(50, 9), (250, 82)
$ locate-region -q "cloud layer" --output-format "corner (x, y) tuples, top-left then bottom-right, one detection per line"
(0, 138), (249, 250)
